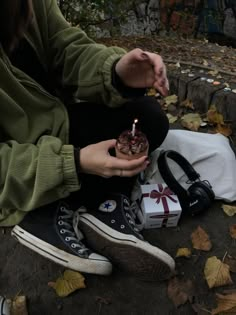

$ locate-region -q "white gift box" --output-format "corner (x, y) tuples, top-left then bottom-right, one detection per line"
(139, 183), (182, 229)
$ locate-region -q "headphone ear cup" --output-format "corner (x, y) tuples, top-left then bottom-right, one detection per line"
(188, 182), (214, 214)
(191, 181), (215, 201)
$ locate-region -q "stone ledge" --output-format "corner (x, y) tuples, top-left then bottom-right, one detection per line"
(167, 64), (236, 132)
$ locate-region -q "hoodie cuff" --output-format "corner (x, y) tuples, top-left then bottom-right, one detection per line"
(61, 145), (81, 192)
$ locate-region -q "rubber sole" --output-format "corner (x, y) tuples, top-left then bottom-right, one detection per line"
(11, 225), (112, 276)
(79, 214), (175, 281)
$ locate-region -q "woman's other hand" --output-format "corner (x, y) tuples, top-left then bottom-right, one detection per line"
(115, 48), (169, 96)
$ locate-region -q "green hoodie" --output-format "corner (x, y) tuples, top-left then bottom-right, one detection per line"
(0, 0), (128, 226)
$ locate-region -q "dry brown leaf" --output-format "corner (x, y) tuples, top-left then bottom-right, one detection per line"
(180, 99), (194, 110)
(181, 113), (202, 131)
(215, 124), (232, 137)
(167, 277), (194, 307)
(176, 248), (192, 258)
(10, 296), (28, 315)
(48, 270), (86, 297)
(207, 105), (224, 125)
(191, 226), (212, 251)
(229, 225), (236, 239)
(222, 204), (236, 217)
(204, 256), (233, 289)
(211, 293), (236, 314)
(224, 255), (236, 273)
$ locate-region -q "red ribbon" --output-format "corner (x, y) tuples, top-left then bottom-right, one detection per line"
(142, 184), (178, 215)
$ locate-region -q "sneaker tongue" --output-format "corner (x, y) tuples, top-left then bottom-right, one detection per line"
(73, 208), (87, 241)
(130, 201), (145, 232)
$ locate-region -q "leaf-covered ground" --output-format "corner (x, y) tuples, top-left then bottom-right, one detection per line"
(97, 35), (236, 76)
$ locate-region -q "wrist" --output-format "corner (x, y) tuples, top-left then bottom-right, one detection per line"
(112, 61), (146, 98)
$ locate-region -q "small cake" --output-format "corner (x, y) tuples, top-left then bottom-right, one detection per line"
(115, 129), (149, 160)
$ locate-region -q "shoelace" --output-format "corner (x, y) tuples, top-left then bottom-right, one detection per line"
(123, 198), (145, 235)
(57, 205), (89, 255)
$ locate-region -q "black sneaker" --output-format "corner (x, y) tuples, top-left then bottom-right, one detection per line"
(11, 201), (112, 276)
(0, 296), (10, 315)
(78, 194), (175, 281)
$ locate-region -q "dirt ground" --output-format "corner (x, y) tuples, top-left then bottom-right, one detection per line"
(1, 36), (236, 315)
(1, 199), (236, 315)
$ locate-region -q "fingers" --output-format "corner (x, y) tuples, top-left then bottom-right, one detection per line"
(101, 139), (117, 150)
(142, 51), (169, 96)
(109, 155), (150, 177)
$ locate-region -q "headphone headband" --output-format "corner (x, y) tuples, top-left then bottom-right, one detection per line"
(158, 150), (200, 198)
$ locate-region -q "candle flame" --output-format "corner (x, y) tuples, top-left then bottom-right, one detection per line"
(134, 119), (138, 124)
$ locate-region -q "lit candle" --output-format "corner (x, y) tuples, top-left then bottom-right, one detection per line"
(131, 119), (138, 137)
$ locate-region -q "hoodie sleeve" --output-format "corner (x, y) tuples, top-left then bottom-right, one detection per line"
(0, 136), (80, 226)
(34, 0), (131, 107)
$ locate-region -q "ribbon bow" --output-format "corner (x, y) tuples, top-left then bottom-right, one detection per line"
(150, 185), (177, 204)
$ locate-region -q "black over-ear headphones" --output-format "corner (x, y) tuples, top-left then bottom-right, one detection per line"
(157, 150), (215, 215)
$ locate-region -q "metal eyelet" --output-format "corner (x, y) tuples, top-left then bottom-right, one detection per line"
(65, 237), (71, 242)
(111, 219), (115, 224)
(124, 198), (129, 206)
(120, 225), (125, 229)
(60, 229), (66, 234)
(58, 220), (64, 225)
(60, 206), (66, 211)
(71, 243), (76, 248)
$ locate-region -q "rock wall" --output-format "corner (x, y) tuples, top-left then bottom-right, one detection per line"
(94, 0), (236, 42)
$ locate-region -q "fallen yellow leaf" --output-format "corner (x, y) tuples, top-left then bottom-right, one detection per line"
(222, 204), (236, 217)
(167, 113), (178, 124)
(164, 94), (178, 106)
(208, 70), (219, 76)
(181, 113), (202, 131)
(48, 270), (86, 297)
(212, 293), (236, 314)
(147, 88), (157, 97)
(10, 296), (28, 315)
(191, 226), (212, 251)
(176, 248), (192, 258)
(204, 256), (233, 289)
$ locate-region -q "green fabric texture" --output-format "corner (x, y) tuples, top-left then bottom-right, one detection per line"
(0, 0), (128, 226)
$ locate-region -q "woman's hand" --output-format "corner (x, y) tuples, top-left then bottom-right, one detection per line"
(78, 139), (149, 178)
(115, 48), (169, 96)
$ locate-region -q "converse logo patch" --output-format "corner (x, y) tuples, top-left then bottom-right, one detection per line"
(99, 200), (117, 212)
